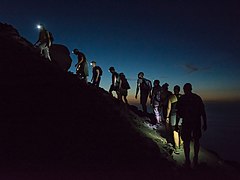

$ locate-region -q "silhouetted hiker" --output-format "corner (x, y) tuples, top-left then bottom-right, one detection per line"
(176, 83), (207, 167)
(135, 72), (152, 114)
(161, 83), (172, 122)
(109, 67), (120, 99)
(119, 73), (130, 104)
(90, 61), (102, 87)
(34, 24), (52, 61)
(151, 80), (162, 124)
(173, 85), (183, 152)
(73, 49), (89, 83)
(166, 88), (183, 155)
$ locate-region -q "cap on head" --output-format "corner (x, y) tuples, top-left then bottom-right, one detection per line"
(91, 61), (96, 64)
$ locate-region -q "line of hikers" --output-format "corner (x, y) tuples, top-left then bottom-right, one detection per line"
(35, 24), (207, 168)
(33, 24), (129, 100)
(135, 71), (207, 168)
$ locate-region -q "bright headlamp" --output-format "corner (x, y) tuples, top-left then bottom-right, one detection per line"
(37, 24), (42, 29)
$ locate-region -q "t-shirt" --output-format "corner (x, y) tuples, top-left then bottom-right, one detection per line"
(92, 66), (102, 78)
(177, 93), (206, 123)
(138, 78), (152, 92)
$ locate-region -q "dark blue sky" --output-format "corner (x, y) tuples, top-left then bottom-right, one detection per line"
(1, 0), (240, 101)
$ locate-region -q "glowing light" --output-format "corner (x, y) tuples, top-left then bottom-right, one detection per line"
(37, 24), (42, 29)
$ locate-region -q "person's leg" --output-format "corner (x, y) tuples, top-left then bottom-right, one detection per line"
(142, 103), (147, 114)
(184, 140), (191, 164)
(193, 138), (200, 166)
(153, 106), (160, 123)
(42, 45), (51, 61)
(96, 77), (101, 87)
(173, 130), (180, 149)
(116, 90), (121, 100)
(181, 124), (191, 165)
(124, 95), (128, 104)
(109, 84), (114, 95)
(165, 121), (173, 145)
(140, 93), (148, 114)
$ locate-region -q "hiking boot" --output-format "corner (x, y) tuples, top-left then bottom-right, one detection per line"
(174, 148), (180, 155)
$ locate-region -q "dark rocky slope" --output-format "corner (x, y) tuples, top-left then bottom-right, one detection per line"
(0, 23), (239, 179)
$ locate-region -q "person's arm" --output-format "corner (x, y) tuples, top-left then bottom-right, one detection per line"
(166, 98), (171, 123)
(148, 80), (152, 98)
(34, 33), (41, 46)
(135, 79), (140, 99)
(113, 74), (117, 86)
(95, 69), (100, 82)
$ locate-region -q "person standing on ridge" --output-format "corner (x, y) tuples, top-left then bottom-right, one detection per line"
(90, 61), (102, 87)
(73, 49), (89, 83)
(166, 85), (183, 154)
(109, 67), (120, 99)
(151, 80), (162, 124)
(119, 73), (130, 104)
(161, 83), (172, 123)
(34, 24), (52, 61)
(173, 85), (183, 151)
(135, 72), (152, 114)
(176, 83), (207, 167)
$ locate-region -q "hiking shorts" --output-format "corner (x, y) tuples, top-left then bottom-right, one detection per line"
(170, 114), (182, 126)
(119, 88), (128, 96)
(181, 121), (202, 142)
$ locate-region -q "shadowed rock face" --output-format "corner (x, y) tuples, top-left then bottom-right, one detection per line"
(0, 23), (170, 172)
(1, 22), (240, 180)
(50, 44), (72, 71)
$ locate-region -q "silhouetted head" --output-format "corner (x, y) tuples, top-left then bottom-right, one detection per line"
(183, 83), (192, 94)
(37, 24), (45, 31)
(174, 85), (180, 94)
(109, 66), (115, 73)
(153, 80), (160, 86)
(138, 72), (144, 79)
(162, 83), (169, 91)
(90, 61), (96, 67)
(72, 49), (79, 55)
(119, 72), (125, 78)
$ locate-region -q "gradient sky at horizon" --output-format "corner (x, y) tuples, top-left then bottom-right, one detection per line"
(1, 0), (240, 102)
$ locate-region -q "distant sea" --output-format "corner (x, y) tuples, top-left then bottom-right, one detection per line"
(131, 101), (240, 163)
(201, 101), (240, 163)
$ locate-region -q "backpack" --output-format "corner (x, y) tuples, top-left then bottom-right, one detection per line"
(97, 66), (103, 76)
(141, 79), (152, 91)
(122, 78), (131, 89)
(48, 31), (54, 42)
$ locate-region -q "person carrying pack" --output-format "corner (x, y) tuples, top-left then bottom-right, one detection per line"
(135, 72), (152, 114)
(109, 67), (120, 99)
(34, 24), (53, 61)
(90, 61), (102, 87)
(151, 80), (162, 124)
(73, 48), (89, 83)
(119, 73), (130, 104)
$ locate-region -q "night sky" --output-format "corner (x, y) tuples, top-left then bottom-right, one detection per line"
(1, 0), (240, 102)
